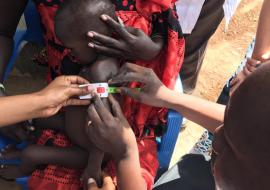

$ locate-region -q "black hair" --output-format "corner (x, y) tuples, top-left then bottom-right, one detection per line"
(55, 0), (116, 42)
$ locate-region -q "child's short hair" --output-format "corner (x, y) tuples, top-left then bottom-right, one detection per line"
(55, 0), (116, 42)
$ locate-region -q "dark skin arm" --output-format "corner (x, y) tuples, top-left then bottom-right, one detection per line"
(87, 15), (163, 61)
(0, 0), (28, 83)
(87, 95), (146, 190)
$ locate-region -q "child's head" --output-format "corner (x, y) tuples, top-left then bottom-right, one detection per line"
(55, 0), (116, 64)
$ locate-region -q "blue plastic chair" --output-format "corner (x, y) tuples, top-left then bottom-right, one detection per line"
(0, 134), (28, 190)
(3, 0), (43, 80)
(157, 76), (183, 169)
(1, 0), (183, 188)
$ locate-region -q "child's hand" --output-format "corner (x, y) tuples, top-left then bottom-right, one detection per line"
(88, 176), (115, 190)
(86, 94), (137, 161)
(87, 14), (162, 61)
(0, 121), (35, 143)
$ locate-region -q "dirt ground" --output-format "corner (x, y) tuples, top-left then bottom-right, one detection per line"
(0, 0), (263, 188)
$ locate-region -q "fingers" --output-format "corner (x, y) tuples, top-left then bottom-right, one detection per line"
(65, 75), (90, 85)
(65, 99), (91, 106)
(118, 87), (142, 102)
(91, 94), (113, 122)
(87, 178), (98, 190)
(66, 85), (92, 97)
(88, 32), (121, 49)
(100, 14), (131, 40)
(229, 77), (239, 87)
(87, 176), (115, 190)
(108, 95), (124, 118)
(242, 66), (252, 76)
(103, 176), (115, 190)
(245, 58), (261, 73)
(109, 63), (148, 84)
(87, 104), (102, 127)
(88, 43), (123, 58)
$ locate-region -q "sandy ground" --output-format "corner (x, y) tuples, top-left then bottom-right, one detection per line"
(0, 0), (263, 188)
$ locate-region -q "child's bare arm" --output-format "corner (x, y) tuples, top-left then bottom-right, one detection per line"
(34, 112), (65, 131)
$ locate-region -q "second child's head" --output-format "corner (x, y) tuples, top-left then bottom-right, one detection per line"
(55, 0), (116, 64)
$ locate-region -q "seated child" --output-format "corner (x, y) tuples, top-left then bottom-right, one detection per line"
(0, 0), (119, 187)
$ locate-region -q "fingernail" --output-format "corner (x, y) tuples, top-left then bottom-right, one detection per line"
(101, 14), (107, 20)
(87, 86), (94, 91)
(88, 178), (96, 185)
(88, 43), (94, 48)
(87, 120), (92, 126)
(116, 88), (121, 93)
(29, 126), (35, 131)
(262, 53), (270, 60)
(88, 32), (94, 37)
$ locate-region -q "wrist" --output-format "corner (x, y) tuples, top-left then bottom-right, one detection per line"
(114, 136), (138, 163)
(114, 145), (138, 164)
(158, 86), (174, 107)
(31, 92), (51, 118)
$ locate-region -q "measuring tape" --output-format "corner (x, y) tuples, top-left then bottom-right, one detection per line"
(79, 83), (140, 99)
(79, 83), (118, 99)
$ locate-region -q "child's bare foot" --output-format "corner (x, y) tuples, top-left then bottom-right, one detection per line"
(0, 146), (22, 160)
(1, 144), (16, 153)
(82, 147), (104, 189)
(0, 164), (25, 180)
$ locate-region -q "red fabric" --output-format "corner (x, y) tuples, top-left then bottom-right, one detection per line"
(29, 0), (185, 190)
(29, 130), (83, 190)
(136, 0), (176, 17)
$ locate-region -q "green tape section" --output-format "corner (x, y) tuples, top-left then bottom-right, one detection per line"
(108, 87), (118, 94)
(108, 87), (141, 94)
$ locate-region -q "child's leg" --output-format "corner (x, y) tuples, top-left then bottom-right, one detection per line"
(83, 147), (104, 188)
(0, 145), (88, 179)
(65, 106), (91, 150)
(65, 106), (105, 186)
(33, 112), (65, 132)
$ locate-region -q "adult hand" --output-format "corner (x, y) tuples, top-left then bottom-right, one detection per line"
(37, 75), (91, 117)
(230, 58), (261, 95)
(87, 14), (162, 61)
(109, 63), (171, 108)
(88, 176), (116, 190)
(86, 94), (137, 161)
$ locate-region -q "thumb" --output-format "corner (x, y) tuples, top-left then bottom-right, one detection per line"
(87, 178), (98, 190)
(103, 176), (116, 190)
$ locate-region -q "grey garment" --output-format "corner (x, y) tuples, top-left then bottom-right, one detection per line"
(154, 154), (215, 190)
(180, 0), (225, 94)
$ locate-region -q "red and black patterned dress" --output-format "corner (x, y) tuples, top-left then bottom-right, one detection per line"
(29, 0), (185, 190)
